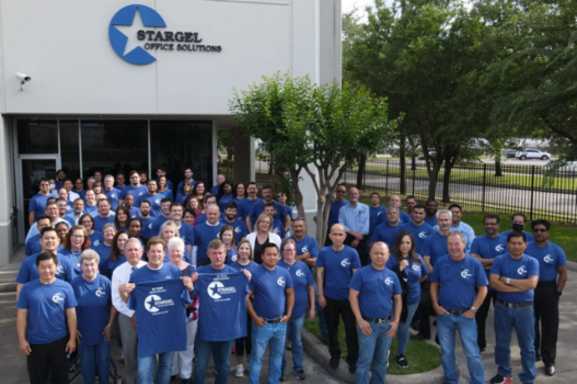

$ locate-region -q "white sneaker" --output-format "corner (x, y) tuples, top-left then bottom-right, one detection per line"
(235, 364), (245, 378)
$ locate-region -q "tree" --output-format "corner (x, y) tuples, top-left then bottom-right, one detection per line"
(217, 130), (234, 180)
(230, 72), (397, 243)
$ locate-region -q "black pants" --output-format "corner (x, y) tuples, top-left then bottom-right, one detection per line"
(417, 281), (432, 338)
(344, 234), (369, 266)
(324, 296), (359, 365)
(235, 314), (253, 357)
(475, 290), (497, 350)
(534, 281), (559, 366)
(27, 336), (69, 384)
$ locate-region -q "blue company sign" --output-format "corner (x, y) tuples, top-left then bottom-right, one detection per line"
(109, 4), (223, 65)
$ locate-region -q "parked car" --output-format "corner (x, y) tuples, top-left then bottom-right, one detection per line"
(515, 149), (551, 160)
(505, 149), (518, 158)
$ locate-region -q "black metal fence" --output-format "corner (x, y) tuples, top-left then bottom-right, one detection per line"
(341, 159), (577, 223)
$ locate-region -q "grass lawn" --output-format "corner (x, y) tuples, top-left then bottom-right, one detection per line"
(304, 318), (441, 375)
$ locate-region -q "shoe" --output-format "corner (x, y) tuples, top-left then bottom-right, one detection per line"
(490, 374), (513, 384)
(348, 364), (357, 374)
(411, 333), (431, 341)
(181, 378), (192, 384)
(329, 358), (339, 369)
(545, 365), (555, 376)
(279, 371), (287, 381)
(295, 370), (306, 380)
(397, 354), (409, 368)
(286, 340), (292, 351)
(235, 364), (244, 378)
(119, 358), (125, 367)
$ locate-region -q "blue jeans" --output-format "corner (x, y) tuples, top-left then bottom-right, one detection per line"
(193, 338), (234, 384)
(356, 321), (394, 384)
(250, 320), (287, 384)
(137, 351), (174, 384)
(494, 302), (536, 383)
(79, 340), (111, 384)
(397, 302), (419, 355)
(437, 313), (484, 384)
(282, 315), (305, 374)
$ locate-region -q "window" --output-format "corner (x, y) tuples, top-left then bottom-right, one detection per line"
(17, 120), (58, 154)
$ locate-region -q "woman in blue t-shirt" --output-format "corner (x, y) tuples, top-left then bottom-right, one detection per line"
(114, 207), (130, 232)
(387, 230), (430, 369)
(220, 225), (238, 264)
(101, 230), (128, 279)
(176, 180), (193, 204)
(217, 182), (234, 212)
(232, 240), (258, 378)
(71, 249), (116, 384)
(79, 214), (104, 249)
(61, 225), (91, 275)
(157, 176), (173, 200)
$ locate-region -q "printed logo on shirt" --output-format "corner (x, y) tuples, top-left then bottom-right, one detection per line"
(56, 265), (64, 276)
(277, 277), (286, 287)
(273, 228), (281, 235)
(234, 227), (242, 234)
(517, 266), (528, 276)
(461, 269), (473, 279)
(139, 192), (145, 196)
(144, 294), (162, 312)
(231, 254), (238, 262)
(93, 240), (101, 247)
(295, 269), (305, 277)
(341, 259), (351, 268)
(95, 287), (106, 297)
(378, 211), (383, 216)
(495, 244), (505, 252)
(155, 199), (161, 205)
(52, 292), (65, 304)
(148, 223), (153, 229)
(384, 277), (394, 286)
(418, 231), (428, 239)
(411, 264), (421, 271)
(144, 292), (175, 314)
(301, 246), (309, 253)
(111, 193), (117, 198)
(543, 255), (554, 264)
(207, 280), (237, 300)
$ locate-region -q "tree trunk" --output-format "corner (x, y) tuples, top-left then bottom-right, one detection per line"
(495, 156), (502, 177)
(442, 160), (454, 203)
(286, 168), (306, 219)
(427, 161), (442, 201)
(268, 154), (274, 175)
(399, 134), (407, 195)
(356, 153), (366, 191)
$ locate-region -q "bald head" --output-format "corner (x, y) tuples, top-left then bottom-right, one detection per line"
(389, 195), (401, 208)
(206, 204), (220, 225)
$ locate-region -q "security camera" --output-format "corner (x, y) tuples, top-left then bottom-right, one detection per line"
(15, 73), (31, 82)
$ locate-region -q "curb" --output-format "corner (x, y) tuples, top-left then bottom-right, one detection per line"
(301, 328), (447, 384)
(566, 260), (577, 273)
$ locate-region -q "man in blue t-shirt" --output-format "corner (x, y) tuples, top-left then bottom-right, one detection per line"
(500, 213), (534, 243)
(368, 192), (387, 238)
(28, 178), (57, 226)
(193, 205), (225, 266)
(246, 184), (289, 234)
(192, 239), (251, 384)
(168, 202), (194, 254)
(247, 243), (294, 384)
(16, 251), (78, 384)
(138, 200), (156, 239)
(388, 195), (411, 224)
(324, 184), (348, 246)
(223, 202), (248, 244)
(143, 179), (163, 217)
(210, 174), (226, 196)
(430, 231), (488, 384)
(120, 239), (193, 384)
(316, 223), (361, 372)
(449, 204), (475, 252)
(470, 213), (506, 351)
(119, 170), (148, 207)
(525, 219), (567, 375)
(424, 199), (439, 228)
(92, 198), (115, 232)
(264, 203), (286, 239)
(489, 231), (539, 384)
(350, 242), (402, 382)
(103, 174), (121, 210)
(370, 206), (403, 251)
(277, 192), (293, 220)
(400, 204), (434, 254)
(237, 182), (261, 221)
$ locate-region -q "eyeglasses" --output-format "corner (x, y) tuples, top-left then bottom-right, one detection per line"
(72, 235), (84, 239)
(532, 228), (548, 233)
(337, 190), (346, 193)
(283, 249), (296, 252)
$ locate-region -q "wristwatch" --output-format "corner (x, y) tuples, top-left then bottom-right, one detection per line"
(505, 278), (511, 285)
(471, 306), (478, 313)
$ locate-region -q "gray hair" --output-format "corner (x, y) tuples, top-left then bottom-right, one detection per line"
(167, 237), (185, 251)
(79, 249), (100, 266)
(124, 237), (143, 251)
(437, 209), (453, 220)
(102, 223), (117, 233)
(387, 206), (399, 212)
(448, 230), (465, 243)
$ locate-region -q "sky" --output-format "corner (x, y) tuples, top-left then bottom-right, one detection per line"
(342, 0), (375, 16)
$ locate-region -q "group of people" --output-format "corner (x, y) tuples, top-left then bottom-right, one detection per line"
(16, 170), (567, 384)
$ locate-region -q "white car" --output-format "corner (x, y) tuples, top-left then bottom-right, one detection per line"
(515, 149), (551, 160)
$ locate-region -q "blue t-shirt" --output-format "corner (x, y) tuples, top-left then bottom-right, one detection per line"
(150, 215), (171, 238)
(143, 193), (163, 218)
(25, 235), (42, 256)
(195, 266), (249, 341)
(159, 190), (173, 201)
(424, 216), (438, 228)
(421, 232), (449, 269)
(128, 277), (190, 357)
(328, 199), (348, 228)
(101, 254), (127, 279)
(230, 261), (259, 274)
(525, 241), (566, 282)
(223, 218), (248, 245)
(28, 192), (57, 221)
(194, 222), (225, 265)
(400, 221), (435, 254)
(17, 279), (77, 344)
(386, 254), (429, 304)
(470, 235), (506, 288)
(119, 185), (148, 205)
(278, 260), (314, 317)
(210, 185), (220, 196)
(93, 215), (115, 232)
(71, 274), (112, 346)
(250, 264), (294, 319)
(140, 216), (157, 239)
(399, 211), (412, 225)
(93, 243), (112, 270)
(370, 222), (403, 251)
(177, 223), (195, 247)
(291, 236), (319, 261)
(316, 245), (361, 300)
(16, 252), (76, 284)
(283, 205), (293, 220)
(248, 201), (288, 228)
(349, 265), (402, 319)
(500, 229), (534, 243)
(238, 198), (262, 220)
(176, 180), (196, 194)
(89, 231), (104, 249)
(60, 248), (83, 275)
(175, 194), (189, 205)
(218, 194), (234, 212)
(63, 215), (77, 228)
(430, 255), (488, 310)
(195, 212), (226, 227)
(103, 188), (121, 210)
(491, 254), (539, 303)
(369, 205), (387, 236)
(84, 205), (98, 215)
(271, 217), (286, 238)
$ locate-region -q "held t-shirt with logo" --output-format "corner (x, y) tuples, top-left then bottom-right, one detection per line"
(250, 264), (294, 320)
(386, 254), (429, 305)
(350, 265), (402, 319)
(525, 241), (566, 282)
(400, 221), (435, 254)
(430, 255), (488, 311)
(195, 265), (250, 341)
(278, 260), (314, 318)
(128, 264), (191, 357)
(16, 279), (78, 344)
(470, 234), (506, 289)
(316, 245), (361, 300)
(16, 252), (76, 285)
(490, 253), (539, 303)
(70, 274), (112, 346)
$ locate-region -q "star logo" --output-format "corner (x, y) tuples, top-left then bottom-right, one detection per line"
(208, 281), (224, 299)
(144, 294), (161, 312)
(109, 4), (166, 65)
